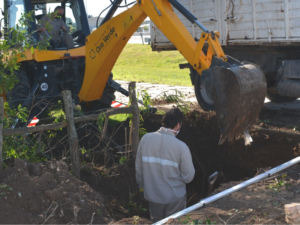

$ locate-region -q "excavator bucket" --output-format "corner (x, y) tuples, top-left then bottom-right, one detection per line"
(202, 56), (267, 144)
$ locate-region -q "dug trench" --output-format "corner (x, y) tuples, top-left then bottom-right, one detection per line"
(79, 109), (300, 222)
(1, 108), (300, 223)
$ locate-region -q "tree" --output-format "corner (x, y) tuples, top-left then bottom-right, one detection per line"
(0, 11), (51, 164)
(143, 25), (149, 31)
(0, 11), (51, 93)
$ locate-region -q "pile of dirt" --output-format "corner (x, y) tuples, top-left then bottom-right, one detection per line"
(81, 164), (150, 221)
(0, 158), (111, 224)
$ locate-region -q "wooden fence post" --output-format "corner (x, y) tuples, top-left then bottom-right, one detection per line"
(61, 90), (80, 178)
(0, 97), (3, 172)
(129, 82), (140, 157)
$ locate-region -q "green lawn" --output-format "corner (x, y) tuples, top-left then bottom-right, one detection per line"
(112, 44), (192, 86)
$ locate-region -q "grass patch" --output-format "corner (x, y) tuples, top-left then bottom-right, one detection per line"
(112, 44), (192, 86)
(108, 114), (130, 126)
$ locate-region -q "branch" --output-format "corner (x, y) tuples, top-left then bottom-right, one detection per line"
(3, 107), (134, 136)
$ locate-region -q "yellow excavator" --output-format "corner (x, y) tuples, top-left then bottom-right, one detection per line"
(4, 0), (266, 144)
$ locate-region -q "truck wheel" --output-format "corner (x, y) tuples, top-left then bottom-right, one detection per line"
(266, 86), (297, 103)
(6, 69), (31, 110)
(194, 74), (215, 111)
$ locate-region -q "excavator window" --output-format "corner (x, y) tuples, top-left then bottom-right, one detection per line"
(6, 0), (26, 30)
(4, 0), (89, 47)
(33, 0), (85, 48)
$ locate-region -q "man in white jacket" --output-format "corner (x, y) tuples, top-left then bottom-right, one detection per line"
(136, 108), (195, 222)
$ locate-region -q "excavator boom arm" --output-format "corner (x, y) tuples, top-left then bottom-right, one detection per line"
(79, 0), (224, 102)
(80, 0), (266, 144)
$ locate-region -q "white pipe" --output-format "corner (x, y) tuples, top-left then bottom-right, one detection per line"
(153, 156), (300, 225)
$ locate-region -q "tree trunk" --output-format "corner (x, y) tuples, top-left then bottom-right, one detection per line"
(62, 90), (80, 178)
(129, 82), (140, 158)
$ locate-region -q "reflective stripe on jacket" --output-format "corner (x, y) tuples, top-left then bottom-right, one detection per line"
(135, 129), (195, 204)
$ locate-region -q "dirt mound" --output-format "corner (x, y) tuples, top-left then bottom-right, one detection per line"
(0, 158), (111, 224)
(81, 164), (150, 221)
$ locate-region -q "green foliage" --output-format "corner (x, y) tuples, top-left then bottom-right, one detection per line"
(108, 113), (129, 126)
(204, 218), (216, 225)
(139, 127), (147, 138)
(128, 192), (147, 213)
(0, 11), (50, 95)
(0, 11), (52, 164)
(138, 89), (153, 113)
(138, 89), (155, 138)
(178, 214), (202, 225)
(0, 183), (12, 196)
(177, 215), (216, 225)
(80, 147), (87, 155)
(132, 216), (140, 225)
(97, 113), (106, 132)
(160, 90), (191, 114)
(3, 104), (45, 163)
(266, 175), (291, 192)
(155, 109), (165, 115)
(119, 156), (127, 165)
(112, 44), (191, 86)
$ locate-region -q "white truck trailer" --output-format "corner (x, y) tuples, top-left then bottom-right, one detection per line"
(151, 0), (300, 110)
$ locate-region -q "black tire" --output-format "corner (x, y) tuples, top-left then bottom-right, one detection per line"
(6, 69), (31, 110)
(266, 86), (297, 103)
(194, 74), (215, 111)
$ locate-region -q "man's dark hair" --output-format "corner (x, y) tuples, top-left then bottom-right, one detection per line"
(162, 108), (184, 129)
(54, 6), (63, 12)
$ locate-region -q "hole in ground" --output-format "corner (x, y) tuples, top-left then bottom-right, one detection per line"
(142, 111), (298, 207)
(81, 110), (299, 220)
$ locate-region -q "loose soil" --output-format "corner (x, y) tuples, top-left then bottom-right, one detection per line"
(183, 164), (300, 224)
(1, 103), (300, 224)
(0, 159), (111, 224)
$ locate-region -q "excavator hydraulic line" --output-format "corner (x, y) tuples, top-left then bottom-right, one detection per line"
(168, 0), (209, 33)
(100, 0), (124, 27)
(160, 0), (266, 143)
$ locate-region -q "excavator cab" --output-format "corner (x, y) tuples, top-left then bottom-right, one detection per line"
(4, 0), (89, 48)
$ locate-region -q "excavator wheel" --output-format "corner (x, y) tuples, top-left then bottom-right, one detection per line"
(6, 69), (32, 110)
(203, 56), (267, 144)
(190, 66), (215, 111)
(194, 73), (215, 111)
